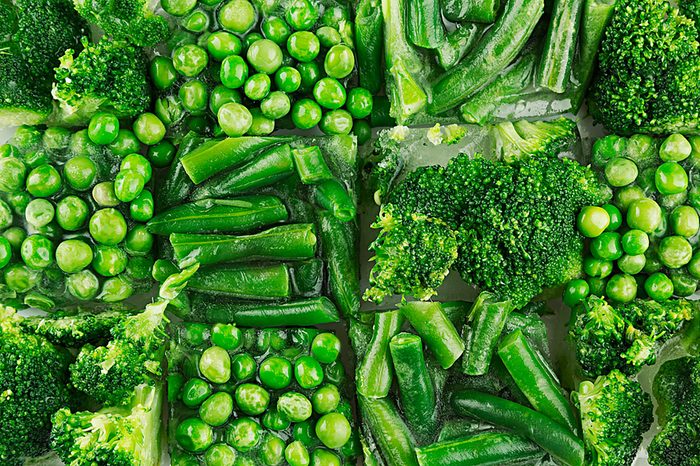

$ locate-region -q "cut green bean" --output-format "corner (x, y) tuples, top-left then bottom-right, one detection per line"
(389, 333), (437, 439)
(463, 292), (514, 375)
(314, 179), (356, 222)
(355, 0), (384, 94)
(290, 259), (324, 297)
(437, 419), (494, 442)
(356, 310), (404, 398)
(436, 23), (484, 70)
(292, 146), (333, 184)
(187, 295), (340, 326)
(442, 0), (501, 22)
(452, 390), (585, 466)
(498, 330), (578, 434)
(147, 196), (288, 235)
(537, 0), (585, 93)
(180, 136), (288, 184)
(187, 263), (291, 300)
(442, 301), (472, 329)
(399, 301), (464, 369)
(416, 432), (542, 466)
(318, 212), (360, 318)
(407, 0), (445, 49)
(192, 144), (295, 200)
(170, 224), (317, 267)
(358, 396), (419, 466)
(157, 132), (206, 210)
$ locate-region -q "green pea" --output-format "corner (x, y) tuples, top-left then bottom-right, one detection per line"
(247, 109), (275, 136)
(114, 170), (145, 203)
(155, 95), (186, 127)
(316, 26), (341, 47)
(20, 235), (53, 270)
(314, 412), (351, 449)
(292, 420), (318, 447)
(321, 6), (348, 28)
(172, 44), (209, 77)
(162, 0), (196, 15)
(219, 0), (257, 33)
(176, 418), (213, 453)
(645, 272), (674, 302)
(125, 255), (154, 281)
(621, 229), (649, 256)
(226, 417), (262, 452)
(182, 377), (213, 407)
(88, 112), (120, 145)
(311, 333), (341, 364)
(244, 73), (271, 101)
(311, 384), (340, 414)
(261, 91), (291, 120)
(324, 44), (354, 80)
(0, 237), (11, 270)
(64, 156), (97, 191)
(275, 66), (302, 93)
(121, 153), (153, 183)
(294, 356), (324, 388)
(124, 225), (154, 256)
(660, 134), (692, 162)
(658, 235), (693, 269)
(220, 55), (249, 89)
(563, 279), (590, 307)
(183, 9), (210, 32)
(55, 240), (93, 273)
(310, 449), (340, 466)
(232, 353), (257, 381)
(209, 85), (242, 115)
(0, 157), (27, 193)
(205, 443), (237, 466)
(179, 80), (209, 114)
(590, 232), (623, 261)
(583, 256), (613, 278)
(319, 109), (353, 135)
(291, 99), (322, 130)
(263, 408), (292, 431)
(199, 346), (231, 384)
(4, 263), (39, 292)
(68, 129), (100, 157)
(577, 206), (610, 238)
(42, 127), (71, 150)
(671, 205), (700, 237)
(66, 269), (99, 300)
(655, 162), (688, 195)
(614, 185), (646, 212)
(592, 135), (627, 167)
(353, 119), (372, 145)
(92, 182), (120, 207)
(244, 32), (264, 50)
(247, 39), (283, 74)
(345, 89), (373, 121)
(26, 164), (61, 198)
(285, 0), (318, 30)
(262, 16), (291, 44)
(200, 392), (234, 426)
(218, 103), (253, 137)
(3, 227), (25, 252)
(209, 323), (241, 350)
(206, 32), (241, 62)
(298, 62), (323, 93)
(107, 130), (141, 158)
(260, 434), (285, 466)
(89, 208), (127, 246)
(259, 356), (292, 389)
(311, 78), (345, 110)
(25, 198), (54, 228)
(627, 199), (662, 233)
(287, 32), (321, 63)
(100, 275), (134, 302)
(619, 251), (647, 274)
(604, 157), (638, 187)
(150, 56), (178, 91)
(133, 113), (166, 145)
(278, 391), (313, 422)
(235, 383), (270, 415)
(689, 251), (700, 279)
(285, 441), (310, 466)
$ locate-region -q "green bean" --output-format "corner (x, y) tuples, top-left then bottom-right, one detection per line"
(355, 0), (384, 94)
(192, 144), (295, 200)
(290, 259), (324, 297)
(170, 224), (317, 266)
(356, 310), (404, 398)
(415, 432), (543, 466)
(389, 333), (437, 439)
(463, 292), (514, 375)
(292, 146), (333, 184)
(442, 301), (472, 329)
(537, 0), (585, 93)
(180, 136), (288, 184)
(498, 330), (578, 434)
(442, 0), (501, 23)
(187, 295), (340, 326)
(407, 0), (445, 49)
(358, 396), (418, 466)
(313, 179), (356, 222)
(437, 419), (494, 442)
(187, 263), (291, 299)
(399, 301), (465, 369)
(148, 196), (288, 235)
(157, 132), (205, 210)
(318, 212), (360, 318)
(451, 390), (585, 466)
(436, 23), (484, 70)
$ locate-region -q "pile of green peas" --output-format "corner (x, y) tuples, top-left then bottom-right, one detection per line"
(151, 0), (374, 143)
(564, 133), (700, 306)
(0, 116), (169, 309)
(169, 324), (359, 466)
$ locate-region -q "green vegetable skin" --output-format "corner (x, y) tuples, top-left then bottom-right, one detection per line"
(538, 0), (585, 93)
(147, 196), (288, 235)
(452, 390), (585, 466)
(355, 0), (384, 94)
(186, 263), (291, 299)
(356, 310), (404, 398)
(358, 396), (418, 466)
(442, 0), (501, 23)
(463, 293), (514, 375)
(319, 212), (360, 318)
(399, 301), (465, 369)
(415, 432), (543, 466)
(436, 23), (483, 70)
(170, 224), (317, 266)
(407, 0), (445, 49)
(430, 0), (545, 115)
(158, 132), (205, 210)
(498, 330), (579, 434)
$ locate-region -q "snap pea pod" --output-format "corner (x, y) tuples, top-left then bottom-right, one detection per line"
(451, 390), (585, 466)
(407, 0), (445, 49)
(463, 292), (514, 375)
(355, 0), (384, 94)
(498, 330), (578, 434)
(537, 0), (585, 93)
(157, 132), (205, 210)
(180, 136), (288, 184)
(147, 196), (288, 235)
(356, 310), (404, 398)
(318, 212), (360, 318)
(313, 179), (356, 222)
(430, 0), (545, 115)
(191, 144), (295, 200)
(170, 224), (317, 266)
(416, 432), (542, 466)
(187, 263), (291, 300)
(187, 295), (340, 325)
(358, 396), (419, 466)
(442, 0), (501, 22)
(292, 146), (333, 184)
(389, 333), (437, 440)
(436, 23), (484, 70)
(399, 301), (464, 369)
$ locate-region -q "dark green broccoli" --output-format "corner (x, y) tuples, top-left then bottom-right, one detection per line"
(0, 45), (54, 126)
(0, 306), (71, 464)
(73, 0), (170, 47)
(570, 296), (694, 377)
(589, 0), (700, 134)
(69, 301), (168, 406)
(681, 0), (700, 30)
(492, 118), (578, 163)
(53, 37), (151, 124)
(51, 383), (163, 466)
(20, 309), (133, 348)
(572, 369), (653, 466)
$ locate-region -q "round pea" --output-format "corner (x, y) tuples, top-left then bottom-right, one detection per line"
(297, 62), (322, 92)
(172, 44), (209, 77)
(162, 0), (196, 15)
(313, 77), (346, 110)
(0, 157), (27, 193)
(247, 39), (283, 74)
(4, 263), (39, 292)
(247, 109), (275, 136)
(25, 198), (54, 227)
(207, 31), (243, 61)
(614, 185), (646, 212)
(275, 66), (302, 93)
(655, 162), (688, 195)
(121, 153), (152, 183)
(583, 256), (614, 278)
(235, 383), (270, 415)
(346, 88), (373, 119)
(209, 85), (241, 115)
(311, 384), (340, 414)
(218, 103), (253, 137)
(211, 323), (243, 350)
(200, 392), (234, 426)
(294, 356), (324, 389)
(89, 208), (127, 245)
(577, 206), (610, 238)
(3, 227), (26, 251)
(219, 0), (256, 33)
(278, 391), (313, 422)
(287, 31), (320, 62)
(658, 235), (693, 269)
(285, 0), (318, 30)
(671, 205), (700, 237)
(176, 418), (213, 453)
(0, 237), (11, 270)
(66, 269), (100, 300)
(244, 73), (271, 101)
(226, 418), (262, 452)
(689, 251), (700, 279)
(618, 254), (646, 276)
(670, 270), (698, 297)
(183, 9), (209, 32)
(319, 109), (353, 135)
(353, 119), (372, 145)
(205, 443), (237, 466)
(604, 157), (638, 187)
(324, 44), (354, 79)
(627, 199), (662, 233)
(620, 230), (649, 256)
(321, 6), (348, 27)
(291, 99), (322, 130)
(199, 346), (231, 384)
(125, 225), (154, 256)
(262, 16), (291, 44)
(660, 134), (692, 162)
(285, 441), (310, 466)
(0, 200), (11, 230)
(133, 113), (166, 145)
(148, 140), (176, 169)
(260, 435), (285, 466)
(563, 279), (590, 306)
(42, 127), (71, 150)
(64, 156), (97, 191)
(92, 245), (128, 276)
(87, 112), (120, 145)
(311, 333), (341, 364)
(26, 164), (61, 197)
(179, 80), (209, 114)
(590, 232), (623, 261)
(182, 378), (213, 407)
(114, 170), (145, 203)
(232, 353), (257, 381)
(261, 91), (291, 120)
(645, 272), (674, 302)
(263, 408), (292, 431)
(315, 413), (351, 449)
(125, 255), (154, 281)
(310, 449), (340, 466)
(150, 56), (178, 90)
(259, 356), (292, 389)
(108, 129), (143, 157)
(56, 240), (93, 273)
(20, 235), (53, 269)
(100, 276), (133, 302)
(220, 55), (249, 89)
(316, 26), (341, 47)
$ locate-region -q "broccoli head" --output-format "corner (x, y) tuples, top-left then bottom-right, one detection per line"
(73, 0), (170, 47)
(0, 45), (54, 126)
(0, 306), (71, 464)
(492, 118), (578, 163)
(681, 0), (700, 31)
(365, 204), (458, 303)
(589, 0), (700, 134)
(20, 309), (133, 348)
(572, 370), (653, 466)
(51, 383), (163, 466)
(53, 37), (151, 124)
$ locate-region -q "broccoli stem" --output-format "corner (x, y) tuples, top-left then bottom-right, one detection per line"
(355, 0), (384, 94)
(415, 432), (543, 466)
(462, 292), (514, 375)
(537, 0), (585, 93)
(399, 301), (465, 369)
(356, 310), (404, 398)
(358, 396), (419, 466)
(442, 0), (501, 23)
(407, 0), (446, 49)
(187, 263), (291, 300)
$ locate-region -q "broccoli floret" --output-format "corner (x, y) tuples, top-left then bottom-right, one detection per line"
(589, 0), (700, 134)
(51, 383), (163, 466)
(69, 301), (168, 406)
(0, 45), (54, 126)
(20, 309), (133, 348)
(365, 204), (458, 303)
(681, 0), (700, 30)
(73, 0), (170, 47)
(572, 370), (653, 466)
(653, 357), (696, 425)
(0, 3), (17, 41)
(0, 306), (71, 464)
(52, 37), (151, 124)
(492, 118), (578, 163)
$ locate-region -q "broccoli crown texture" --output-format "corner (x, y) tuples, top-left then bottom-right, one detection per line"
(21, 309), (131, 347)
(0, 306), (71, 463)
(51, 383), (163, 466)
(69, 302), (168, 406)
(570, 296), (694, 377)
(0, 45), (54, 126)
(589, 0), (700, 134)
(573, 370), (653, 466)
(681, 0), (700, 30)
(492, 118), (578, 163)
(53, 37), (151, 123)
(73, 0), (170, 47)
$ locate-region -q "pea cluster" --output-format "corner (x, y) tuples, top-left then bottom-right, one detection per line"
(0, 118), (165, 309)
(564, 133), (700, 306)
(151, 0), (373, 143)
(168, 324), (359, 466)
